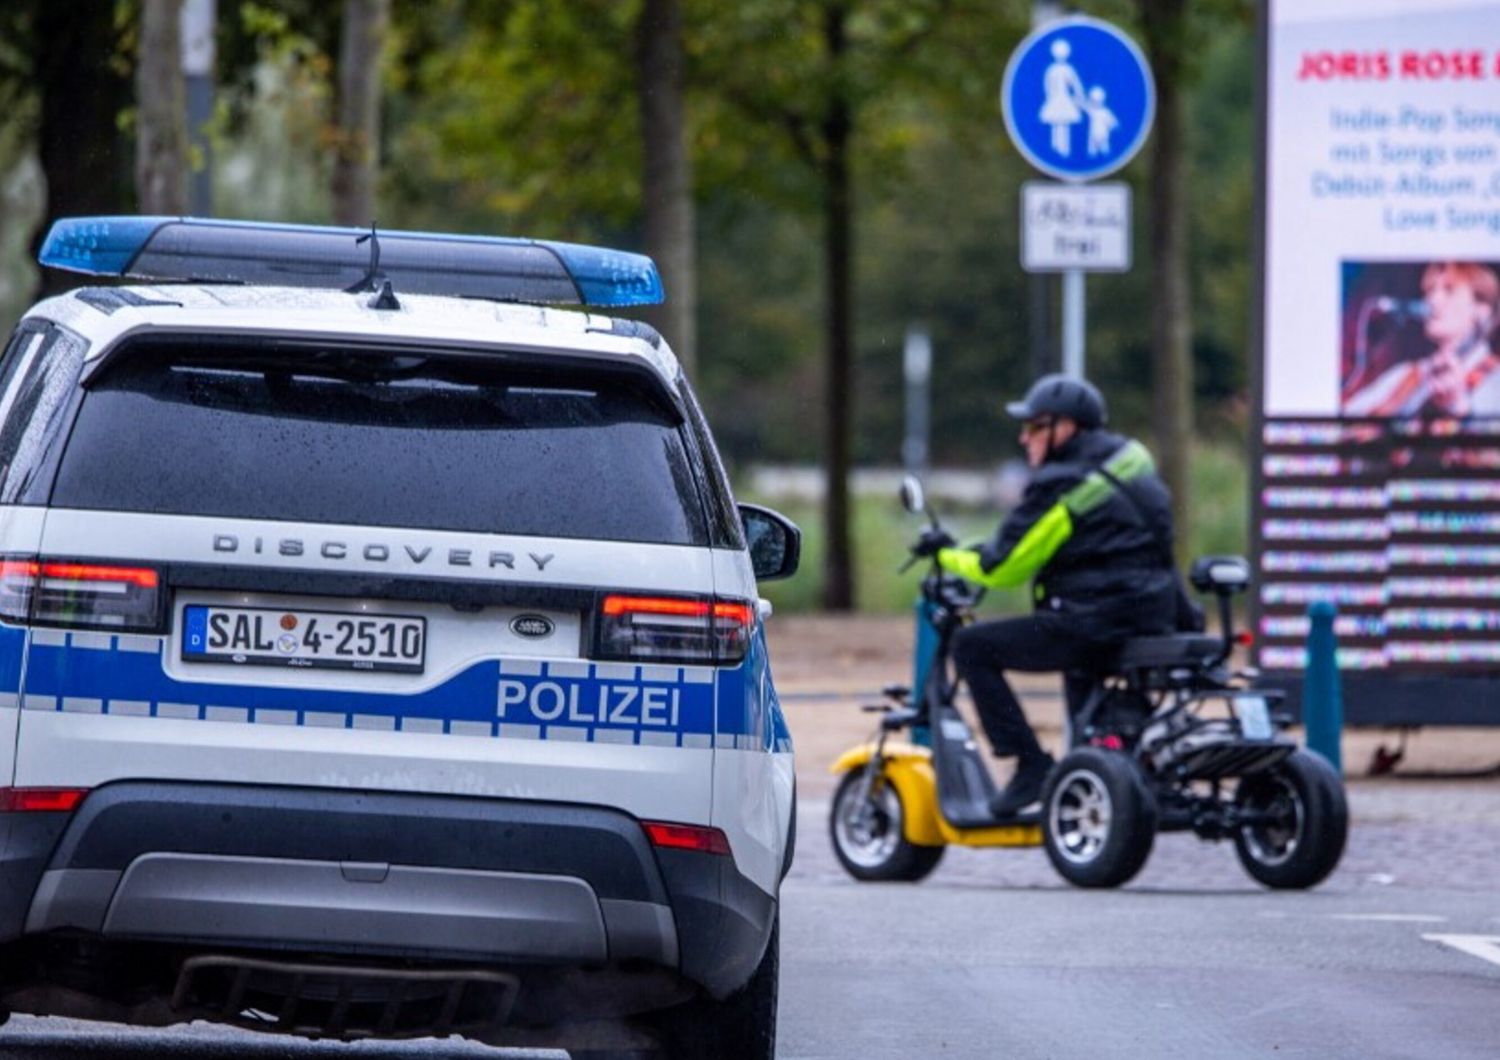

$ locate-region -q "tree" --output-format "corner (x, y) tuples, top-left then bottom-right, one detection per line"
(136, 0), (190, 215)
(0, 2), (132, 293)
(1137, 0), (1192, 550)
(385, 1), (640, 233)
(636, 0), (696, 371)
(332, 0), (391, 226)
(698, 0), (991, 610)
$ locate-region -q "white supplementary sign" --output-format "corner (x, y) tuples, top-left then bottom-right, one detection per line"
(1021, 182), (1131, 272)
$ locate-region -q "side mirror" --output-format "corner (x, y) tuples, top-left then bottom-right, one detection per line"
(739, 504), (802, 582)
(899, 475), (925, 515)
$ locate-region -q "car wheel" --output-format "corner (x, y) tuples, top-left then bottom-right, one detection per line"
(1234, 749), (1348, 889)
(1042, 747), (1157, 889)
(829, 768), (945, 882)
(647, 915), (779, 1060)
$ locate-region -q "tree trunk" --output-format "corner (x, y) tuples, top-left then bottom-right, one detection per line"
(1139, 0), (1192, 555)
(635, 0), (697, 373)
(135, 0), (189, 215)
(29, 2), (131, 293)
(332, 0), (390, 227)
(820, 4), (854, 611)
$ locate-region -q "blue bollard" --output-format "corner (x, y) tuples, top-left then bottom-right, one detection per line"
(1303, 600), (1344, 774)
(910, 597), (939, 747)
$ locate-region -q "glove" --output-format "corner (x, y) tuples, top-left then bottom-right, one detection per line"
(909, 527), (956, 558)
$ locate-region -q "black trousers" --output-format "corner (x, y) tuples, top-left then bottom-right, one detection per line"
(951, 615), (1108, 761)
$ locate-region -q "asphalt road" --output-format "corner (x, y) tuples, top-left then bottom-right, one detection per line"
(1, 789), (1495, 1059)
(780, 881), (1500, 1059)
(780, 796), (1500, 1060)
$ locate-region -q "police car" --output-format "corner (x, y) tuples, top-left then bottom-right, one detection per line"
(0, 217), (798, 1057)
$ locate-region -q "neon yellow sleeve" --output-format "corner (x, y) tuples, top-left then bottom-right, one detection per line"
(935, 504), (1074, 588)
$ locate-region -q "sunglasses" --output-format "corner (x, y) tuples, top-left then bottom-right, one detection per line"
(1020, 418), (1055, 438)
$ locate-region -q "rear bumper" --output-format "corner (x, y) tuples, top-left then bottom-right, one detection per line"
(0, 782), (774, 1000)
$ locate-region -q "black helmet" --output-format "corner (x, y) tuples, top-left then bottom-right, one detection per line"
(1004, 373), (1107, 430)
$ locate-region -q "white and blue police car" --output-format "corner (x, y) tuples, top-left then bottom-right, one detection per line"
(0, 217), (798, 1057)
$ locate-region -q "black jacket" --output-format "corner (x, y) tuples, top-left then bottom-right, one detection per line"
(938, 429), (1179, 641)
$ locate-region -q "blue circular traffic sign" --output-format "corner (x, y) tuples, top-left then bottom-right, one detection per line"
(1001, 16), (1155, 183)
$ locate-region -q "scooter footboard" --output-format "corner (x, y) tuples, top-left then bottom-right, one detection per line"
(829, 744), (1041, 848)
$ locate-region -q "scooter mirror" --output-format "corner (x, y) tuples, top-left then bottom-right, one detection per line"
(899, 476), (925, 515)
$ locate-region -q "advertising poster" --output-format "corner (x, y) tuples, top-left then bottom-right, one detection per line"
(1258, 0), (1500, 721)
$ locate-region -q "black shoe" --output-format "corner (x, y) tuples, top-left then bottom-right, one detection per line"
(990, 753), (1055, 817)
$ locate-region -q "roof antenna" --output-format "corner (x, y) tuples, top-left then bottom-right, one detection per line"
(350, 221), (401, 310)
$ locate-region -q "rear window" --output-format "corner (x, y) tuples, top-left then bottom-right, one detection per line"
(51, 342), (709, 546)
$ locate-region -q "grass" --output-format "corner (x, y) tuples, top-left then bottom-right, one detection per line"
(742, 440), (1248, 615)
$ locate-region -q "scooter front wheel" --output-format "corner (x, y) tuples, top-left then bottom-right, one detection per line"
(829, 769), (945, 882)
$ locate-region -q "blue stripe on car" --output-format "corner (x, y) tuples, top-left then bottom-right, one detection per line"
(713, 627), (793, 753)
(0, 624), (24, 695)
(15, 634), (788, 749)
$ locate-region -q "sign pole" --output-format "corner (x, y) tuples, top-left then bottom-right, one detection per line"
(1061, 269), (1085, 377)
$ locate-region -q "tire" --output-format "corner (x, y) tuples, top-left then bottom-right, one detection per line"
(1233, 749), (1348, 890)
(647, 916), (779, 1060)
(828, 768), (945, 883)
(1042, 748), (1157, 889)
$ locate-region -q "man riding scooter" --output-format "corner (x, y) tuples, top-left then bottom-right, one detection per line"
(910, 374), (1181, 816)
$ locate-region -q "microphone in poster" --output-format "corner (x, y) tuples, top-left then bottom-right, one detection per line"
(1341, 261), (1500, 419)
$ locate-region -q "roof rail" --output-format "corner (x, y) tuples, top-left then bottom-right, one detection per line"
(37, 216), (664, 308)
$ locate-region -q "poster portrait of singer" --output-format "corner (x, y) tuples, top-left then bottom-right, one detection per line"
(1341, 261), (1500, 419)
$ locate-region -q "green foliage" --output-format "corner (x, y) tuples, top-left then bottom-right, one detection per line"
(1190, 24), (1256, 414)
(210, 4), (337, 222)
(386, 0), (643, 236)
(1187, 438), (1249, 558)
(0, 0), (1260, 489)
(0, 98), (42, 337)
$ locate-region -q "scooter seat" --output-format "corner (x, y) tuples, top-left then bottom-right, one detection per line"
(1111, 634), (1223, 671)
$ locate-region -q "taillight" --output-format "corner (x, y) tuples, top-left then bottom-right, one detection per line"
(642, 821), (732, 856)
(595, 594), (753, 665)
(0, 787), (89, 813)
(0, 557), (162, 631)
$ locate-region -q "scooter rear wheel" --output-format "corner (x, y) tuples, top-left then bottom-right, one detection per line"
(1042, 748), (1157, 889)
(1233, 749), (1347, 889)
(829, 769), (944, 882)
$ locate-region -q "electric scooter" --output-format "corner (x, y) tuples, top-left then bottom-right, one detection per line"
(827, 477), (1348, 889)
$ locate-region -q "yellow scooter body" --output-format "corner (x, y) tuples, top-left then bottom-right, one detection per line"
(830, 742), (1042, 848)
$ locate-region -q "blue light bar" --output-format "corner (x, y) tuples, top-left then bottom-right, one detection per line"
(37, 216), (665, 308)
(542, 240), (664, 306)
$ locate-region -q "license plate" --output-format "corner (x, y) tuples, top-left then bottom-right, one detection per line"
(182, 606), (426, 674)
(1233, 695), (1273, 740)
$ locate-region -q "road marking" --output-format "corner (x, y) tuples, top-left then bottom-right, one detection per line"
(1257, 911), (1447, 924)
(1422, 934), (1500, 969)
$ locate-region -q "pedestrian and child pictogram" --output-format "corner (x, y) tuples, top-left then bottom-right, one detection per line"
(1002, 16), (1156, 183)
